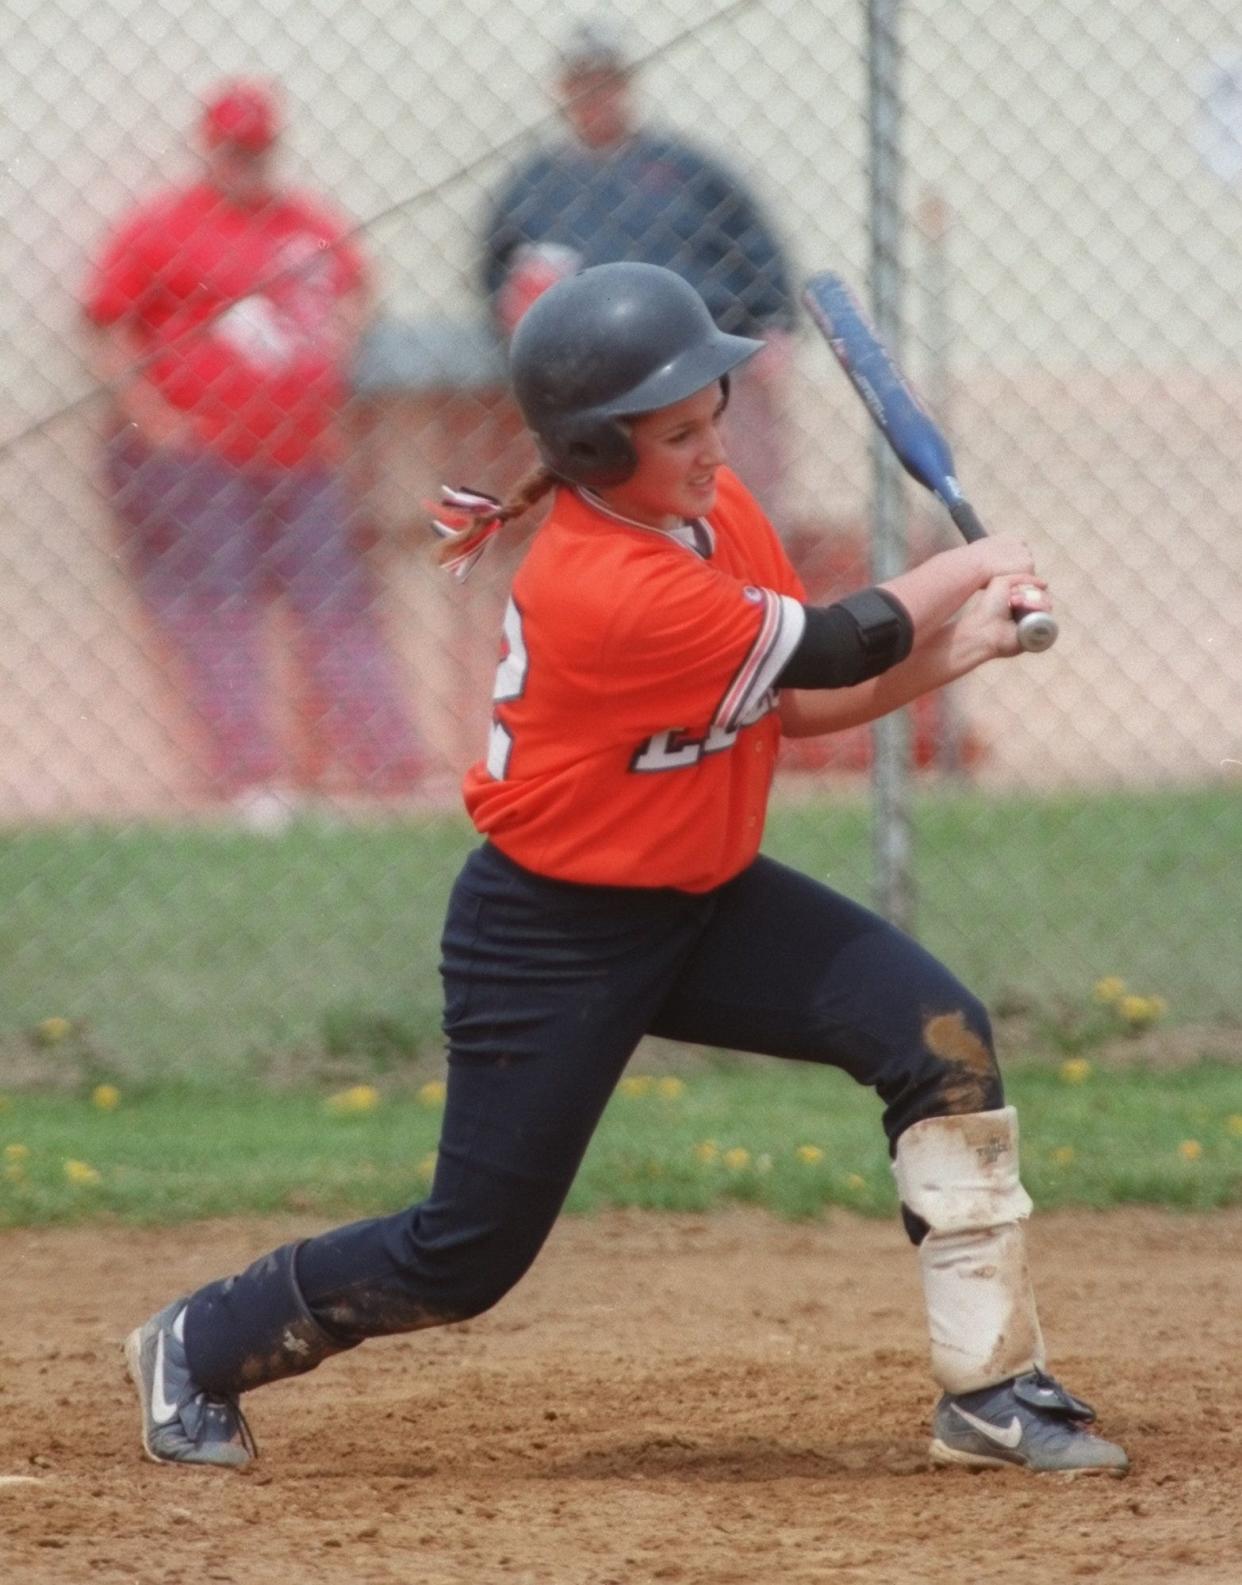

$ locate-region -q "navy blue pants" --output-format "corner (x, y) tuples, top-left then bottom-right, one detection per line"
(186, 843), (1001, 1391)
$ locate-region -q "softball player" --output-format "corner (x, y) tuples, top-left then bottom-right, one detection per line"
(125, 263), (1127, 1476)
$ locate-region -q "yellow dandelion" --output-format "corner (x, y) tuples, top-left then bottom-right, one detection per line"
(1178, 1139), (1203, 1162)
(723, 1147), (751, 1171)
(795, 1144), (824, 1165)
(846, 1172), (867, 1191)
(693, 1140), (719, 1165)
(92, 1084), (121, 1112)
(33, 1016), (73, 1046)
(1050, 1145), (1075, 1166)
(1118, 995), (1162, 1030)
(655, 1076), (685, 1100)
(324, 1084), (381, 1116)
(1226, 1115), (1242, 1138)
(416, 1152), (437, 1183)
(416, 1080), (446, 1108)
(1060, 1058), (1092, 1085)
(1092, 977), (1126, 1005)
(2, 1163), (25, 1184)
(4, 1143), (30, 1164)
(618, 1075), (653, 1098)
(63, 1159), (101, 1186)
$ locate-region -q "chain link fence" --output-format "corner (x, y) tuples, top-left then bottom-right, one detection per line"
(2, 0), (1240, 1077)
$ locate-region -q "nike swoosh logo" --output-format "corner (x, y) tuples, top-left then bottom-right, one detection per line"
(951, 1405), (1023, 1449)
(150, 1330), (179, 1424)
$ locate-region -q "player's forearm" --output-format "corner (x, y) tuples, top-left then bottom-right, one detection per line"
(877, 545), (993, 640)
(83, 323), (198, 444)
(83, 322), (142, 387)
(83, 324), (154, 421)
(779, 618), (987, 738)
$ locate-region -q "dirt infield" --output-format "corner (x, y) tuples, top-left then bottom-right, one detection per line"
(2, 1207), (1240, 1585)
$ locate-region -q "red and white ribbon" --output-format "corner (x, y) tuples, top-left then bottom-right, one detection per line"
(430, 485), (504, 580)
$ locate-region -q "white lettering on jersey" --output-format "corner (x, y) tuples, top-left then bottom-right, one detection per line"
(631, 689), (777, 773)
(214, 296), (300, 369)
(214, 237), (347, 370)
(486, 597), (528, 780)
(630, 730), (703, 772)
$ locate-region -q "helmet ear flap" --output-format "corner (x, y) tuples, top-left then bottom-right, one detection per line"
(542, 413), (637, 487)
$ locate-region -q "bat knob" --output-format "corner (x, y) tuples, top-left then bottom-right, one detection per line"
(1015, 610), (1058, 653)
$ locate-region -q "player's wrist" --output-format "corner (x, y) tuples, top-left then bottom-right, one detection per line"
(939, 612), (993, 677)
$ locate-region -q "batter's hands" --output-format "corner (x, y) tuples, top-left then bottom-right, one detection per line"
(969, 573), (1053, 659)
(881, 534), (1039, 644)
(963, 534), (1037, 586)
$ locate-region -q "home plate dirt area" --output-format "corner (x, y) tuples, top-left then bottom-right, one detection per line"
(2, 1207), (1240, 1584)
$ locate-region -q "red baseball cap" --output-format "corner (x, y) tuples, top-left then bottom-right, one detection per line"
(200, 82), (280, 152)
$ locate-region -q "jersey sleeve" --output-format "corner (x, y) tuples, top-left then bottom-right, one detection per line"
(597, 552), (806, 738)
(81, 207), (162, 325)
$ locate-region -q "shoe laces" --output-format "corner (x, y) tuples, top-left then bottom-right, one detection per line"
(184, 1390), (260, 1459)
(1015, 1367), (1096, 1427)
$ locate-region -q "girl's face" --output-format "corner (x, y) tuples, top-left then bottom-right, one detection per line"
(597, 383), (728, 530)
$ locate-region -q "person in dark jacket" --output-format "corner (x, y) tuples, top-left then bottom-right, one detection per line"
(481, 17), (797, 528)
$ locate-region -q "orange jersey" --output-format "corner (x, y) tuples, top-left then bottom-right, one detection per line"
(463, 469), (807, 891)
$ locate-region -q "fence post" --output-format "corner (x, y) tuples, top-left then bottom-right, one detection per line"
(915, 188), (969, 778)
(867, 0), (914, 930)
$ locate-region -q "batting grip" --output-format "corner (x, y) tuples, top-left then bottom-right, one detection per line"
(945, 498), (987, 545)
(946, 500), (1058, 654)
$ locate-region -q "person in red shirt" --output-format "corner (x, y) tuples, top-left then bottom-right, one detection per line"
(81, 81), (423, 824)
(123, 264), (1127, 1477)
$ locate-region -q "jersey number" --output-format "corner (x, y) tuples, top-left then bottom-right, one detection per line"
(631, 689), (777, 773)
(486, 597), (528, 779)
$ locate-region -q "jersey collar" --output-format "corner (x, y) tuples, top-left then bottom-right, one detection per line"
(574, 487), (716, 560)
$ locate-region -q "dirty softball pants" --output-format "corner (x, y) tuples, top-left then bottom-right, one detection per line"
(184, 842), (1002, 1393)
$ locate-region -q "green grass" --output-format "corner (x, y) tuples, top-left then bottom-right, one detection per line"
(1, 1060), (1239, 1227)
(765, 783), (1242, 1021)
(0, 817), (477, 1082)
(1, 784), (1239, 1083)
(4, 784), (1234, 1229)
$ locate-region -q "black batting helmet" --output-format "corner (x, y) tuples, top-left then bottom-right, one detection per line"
(508, 262), (762, 486)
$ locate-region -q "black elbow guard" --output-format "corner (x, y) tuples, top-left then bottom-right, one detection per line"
(776, 588), (914, 689)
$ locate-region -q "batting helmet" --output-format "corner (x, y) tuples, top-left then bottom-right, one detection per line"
(508, 262), (763, 486)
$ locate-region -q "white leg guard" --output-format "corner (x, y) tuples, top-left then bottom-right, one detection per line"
(895, 1106), (1046, 1394)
